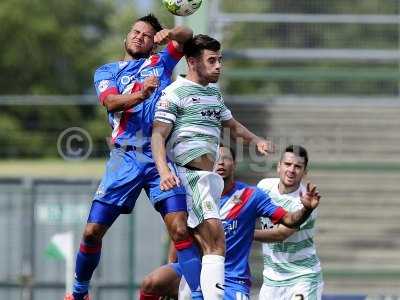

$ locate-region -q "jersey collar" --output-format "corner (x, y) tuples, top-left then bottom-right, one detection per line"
(177, 75), (212, 88)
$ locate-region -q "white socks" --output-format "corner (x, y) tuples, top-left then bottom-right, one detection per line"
(200, 254), (225, 300)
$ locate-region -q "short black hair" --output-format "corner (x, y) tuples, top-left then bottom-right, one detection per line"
(282, 145), (309, 168)
(136, 14), (163, 32)
(220, 144), (236, 161)
(183, 34), (221, 58)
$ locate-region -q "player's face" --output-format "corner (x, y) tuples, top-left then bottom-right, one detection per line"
(194, 50), (222, 83)
(125, 21), (156, 58)
(277, 152), (307, 188)
(216, 147), (235, 179)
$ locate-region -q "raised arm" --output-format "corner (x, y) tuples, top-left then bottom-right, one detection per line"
(222, 117), (274, 155)
(151, 121), (180, 191)
(154, 25), (193, 51)
(254, 225), (296, 242)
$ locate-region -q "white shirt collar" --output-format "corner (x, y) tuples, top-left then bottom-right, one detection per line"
(177, 75), (211, 88)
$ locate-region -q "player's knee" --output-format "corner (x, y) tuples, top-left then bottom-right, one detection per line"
(165, 213), (190, 242)
(170, 222), (189, 242)
(141, 274), (157, 294)
(82, 224), (106, 244)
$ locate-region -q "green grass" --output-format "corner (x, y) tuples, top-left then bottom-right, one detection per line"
(0, 159), (105, 178)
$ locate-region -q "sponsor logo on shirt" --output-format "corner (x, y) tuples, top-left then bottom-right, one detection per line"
(140, 67), (161, 78)
(201, 108), (221, 120)
(121, 75), (131, 85)
(222, 219), (238, 237)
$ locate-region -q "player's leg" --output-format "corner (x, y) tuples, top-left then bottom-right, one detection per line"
(72, 201), (121, 300)
(154, 196), (203, 300)
(182, 169), (225, 300)
(147, 164), (203, 299)
(140, 263), (181, 299)
(193, 218), (225, 300)
(70, 148), (144, 300)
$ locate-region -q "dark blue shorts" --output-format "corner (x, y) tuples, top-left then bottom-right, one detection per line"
(93, 148), (186, 213)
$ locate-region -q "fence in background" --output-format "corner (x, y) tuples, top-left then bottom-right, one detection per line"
(0, 178), (166, 300)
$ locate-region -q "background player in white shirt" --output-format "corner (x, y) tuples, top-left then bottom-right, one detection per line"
(256, 145), (324, 300)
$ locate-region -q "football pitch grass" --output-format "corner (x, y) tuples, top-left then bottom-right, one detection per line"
(0, 159), (105, 179)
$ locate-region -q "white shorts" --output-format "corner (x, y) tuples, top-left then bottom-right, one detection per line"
(259, 281), (323, 300)
(178, 277), (192, 300)
(176, 166), (224, 228)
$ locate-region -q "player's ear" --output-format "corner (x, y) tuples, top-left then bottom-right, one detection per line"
(187, 56), (196, 67)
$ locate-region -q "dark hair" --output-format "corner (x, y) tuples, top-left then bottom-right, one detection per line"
(282, 145), (309, 168)
(136, 14), (163, 32)
(183, 34), (221, 58)
(220, 144), (236, 161)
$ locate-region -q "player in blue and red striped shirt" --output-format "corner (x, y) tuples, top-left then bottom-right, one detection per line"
(140, 145), (321, 300)
(65, 14), (203, 300)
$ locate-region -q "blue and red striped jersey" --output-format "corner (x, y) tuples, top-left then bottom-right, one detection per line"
(220, 181), (287, 294)
(94, 41), (183, 150)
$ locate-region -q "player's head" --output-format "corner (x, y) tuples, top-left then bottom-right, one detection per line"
(183, 34), (222, 84)
(216, 145), (236, 180)
(277, 145), (308, 189)
(125, 14), (163, 59)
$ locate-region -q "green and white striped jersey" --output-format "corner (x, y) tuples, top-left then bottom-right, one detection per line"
(154, 76), (232, 166)
(257, 178), (323, 286)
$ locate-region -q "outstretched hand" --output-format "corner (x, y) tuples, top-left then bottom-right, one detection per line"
(255, 139), (275, 156)
(300, 182), (321, 211)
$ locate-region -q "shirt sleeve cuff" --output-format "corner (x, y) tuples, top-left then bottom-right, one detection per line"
(99, 87), (118, 104)
(271, 207), (288, 224)
(167, 41), (184, 61)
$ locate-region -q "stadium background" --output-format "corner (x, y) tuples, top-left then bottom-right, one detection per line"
(0, 0), (399, 299)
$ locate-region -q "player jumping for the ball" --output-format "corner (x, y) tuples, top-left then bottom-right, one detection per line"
(151, 34), (275, 300)
(64, 14), (196, 300)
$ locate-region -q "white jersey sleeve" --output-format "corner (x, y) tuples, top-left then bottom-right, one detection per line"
(219, 94), (233, 121)
(154, 89), (181, 124)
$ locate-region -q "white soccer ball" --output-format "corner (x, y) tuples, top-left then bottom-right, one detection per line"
(162, 0), (202, 16)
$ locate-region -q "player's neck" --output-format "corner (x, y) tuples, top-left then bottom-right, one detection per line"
(222, 178), (235, 196)
(186, 72), (209, 86)
(278, 182), (300, 195)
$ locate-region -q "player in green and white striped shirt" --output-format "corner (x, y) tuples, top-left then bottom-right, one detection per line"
(255, 145), (323, 300)
(152, 34), (275, 300)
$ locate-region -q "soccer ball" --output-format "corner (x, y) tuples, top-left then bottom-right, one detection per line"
(162, 0), (202, 16)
